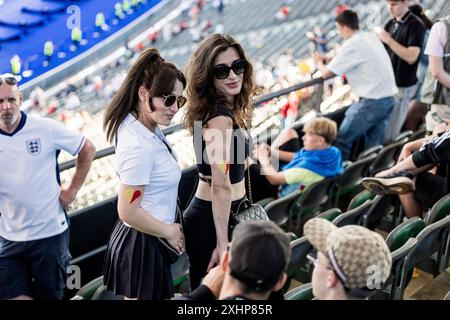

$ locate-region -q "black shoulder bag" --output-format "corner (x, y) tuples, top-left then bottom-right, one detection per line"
(157, 135), (185, 264)
(228, 162), (269, 236)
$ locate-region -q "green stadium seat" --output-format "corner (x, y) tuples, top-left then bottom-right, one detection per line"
(347, 189), (376, 211)
(284, 282), (314, 300)
(315, 208), (342, 222)
(71, 276), (103, 300)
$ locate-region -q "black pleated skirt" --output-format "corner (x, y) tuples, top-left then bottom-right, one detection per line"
(102, 219), (174, 300)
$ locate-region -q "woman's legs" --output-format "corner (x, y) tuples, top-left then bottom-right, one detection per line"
(183, 198), (217, 290)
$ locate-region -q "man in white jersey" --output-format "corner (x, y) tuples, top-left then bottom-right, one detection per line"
(314, 10), (398, 160)
(0, 74), (96, 300)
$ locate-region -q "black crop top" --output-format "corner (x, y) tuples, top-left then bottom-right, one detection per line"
(194, 104), (250, 184)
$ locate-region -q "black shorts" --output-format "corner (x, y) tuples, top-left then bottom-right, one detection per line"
(414, 172), (448, 210)
(0, 229), (71, 300)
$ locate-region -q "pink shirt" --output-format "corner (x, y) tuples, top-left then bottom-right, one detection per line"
(425, 21), (447, 57)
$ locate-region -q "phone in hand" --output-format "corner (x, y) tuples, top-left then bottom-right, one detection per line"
(431, 112), (445, 124)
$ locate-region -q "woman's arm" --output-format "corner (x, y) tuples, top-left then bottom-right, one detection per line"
(117, 184), (184, 253)
(204, 116), (233, 269)
(430, 55), (450, 89)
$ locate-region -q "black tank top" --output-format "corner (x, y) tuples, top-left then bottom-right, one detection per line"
(194, 104), (250, 184)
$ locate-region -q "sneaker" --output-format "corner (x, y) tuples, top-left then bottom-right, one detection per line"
(361, 170), (414, 195)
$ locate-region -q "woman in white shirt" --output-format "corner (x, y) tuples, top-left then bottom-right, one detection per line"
(102, 48), (187, 300)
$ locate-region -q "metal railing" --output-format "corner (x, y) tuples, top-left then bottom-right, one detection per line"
(59, 77), (325, 172)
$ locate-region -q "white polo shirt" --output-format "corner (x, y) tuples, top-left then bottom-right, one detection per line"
(328, 31), (399, 99)
(116, 114), (181, 224)
(0, 112), (85, 241)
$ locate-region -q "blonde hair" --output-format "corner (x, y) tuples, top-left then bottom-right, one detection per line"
(303, 117), (337, 144)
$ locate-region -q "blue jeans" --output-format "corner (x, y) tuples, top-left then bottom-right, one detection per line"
(384, 85), (417, 144)
(336, 96), (395, 160)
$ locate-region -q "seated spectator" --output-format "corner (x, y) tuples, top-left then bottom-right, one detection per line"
(178, 221), (291, 300)
(251, 117), (343, 200)
(304, 218), (392, 300)
(362, 123), (450, 218)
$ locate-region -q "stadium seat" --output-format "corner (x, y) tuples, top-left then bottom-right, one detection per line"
(22, 1), (67, 14)
(347, 190), (376, 211)
(370, 218), (423, 300)
(71, 276), (103, 300)
(362, 194), (398, 230)
(369, 137), (409, 176)
(257, 197), (276, 208)
(291, 177), (336, 235)
(408, 127), (426, 142)
(171, 252), (190, 290)
(91, 285), (124, 300)
(332, 153), (377, 208)
(0, 12), (45, 27)
(264, 191), (298, 228)
(386, 217), (426, 252)
(333, 199), (374, 227)
(285, 236), (313, 290)
(424, 194), (450, 226)
(370, 238), (418, 300)
(394, 130), (413, 143)
(0, 26), (21, 42)
(284, 282), (314, 300)
(356, 144), (382, 161)
(445, 290), (450, 300)
(285, 232), (298, 241)
(315, 208), (342, 222)
(394, 215), (450, 299)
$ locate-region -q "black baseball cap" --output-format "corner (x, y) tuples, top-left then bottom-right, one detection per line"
(228, 221), (291, 292)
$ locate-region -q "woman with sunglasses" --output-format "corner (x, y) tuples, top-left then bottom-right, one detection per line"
(183, 33), (255, 290)
(102, 48), (187, 300)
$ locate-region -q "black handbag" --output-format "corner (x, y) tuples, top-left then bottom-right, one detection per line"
(157, 137), (185, 264)
(158, 237), (182, 264)
(157, 200), (184, 264)
(229, 162), (269, 235)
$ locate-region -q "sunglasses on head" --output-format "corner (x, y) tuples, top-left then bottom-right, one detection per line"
(161, 94), (187, 108)
(213, 59), (247, 80)
(0, 75), (18, 86)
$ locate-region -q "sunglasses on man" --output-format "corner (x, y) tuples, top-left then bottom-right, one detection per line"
(0, 74), (18, 86)
(160, 94), (187, 109)
(213, 59), (247, 80)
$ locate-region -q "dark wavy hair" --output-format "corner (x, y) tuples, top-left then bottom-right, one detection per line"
(183, 33), (255, 134)
(409, 4), (433, 29)
(103, 48), (186, 143)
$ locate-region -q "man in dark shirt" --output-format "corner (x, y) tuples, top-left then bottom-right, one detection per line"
(177, 221), (291, 300)
(376, 0), (426, 143)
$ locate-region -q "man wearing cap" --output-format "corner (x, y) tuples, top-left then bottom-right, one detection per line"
(178, 221), (291, 300)
(0, 74), (96, 300)
(304, 218), (392, 300)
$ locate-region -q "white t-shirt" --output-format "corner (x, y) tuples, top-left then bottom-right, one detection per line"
(116, 114), (181, 224)
(328, 31), (399, 99)
(0, 112), (85, 241)
(425, 21), (447, 57)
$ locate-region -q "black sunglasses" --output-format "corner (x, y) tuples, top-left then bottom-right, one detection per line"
(213, 59), (247, 80)
(0, 76), (18, 86)
(161, 94), (187, 108)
